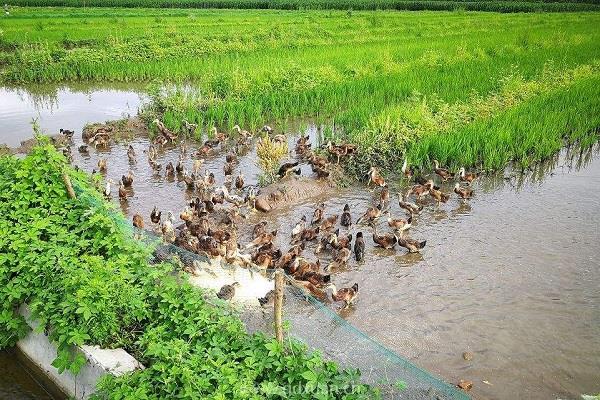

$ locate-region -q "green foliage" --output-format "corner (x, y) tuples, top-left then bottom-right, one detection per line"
(0, 142), (378, 399)
(5, 0), (600, 12)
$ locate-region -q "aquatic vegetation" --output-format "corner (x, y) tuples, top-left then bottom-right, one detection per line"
(0, 141), (379, 398)
(256, 135), (290, 184)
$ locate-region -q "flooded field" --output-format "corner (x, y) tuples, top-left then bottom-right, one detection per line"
(1, 85), (599, 399)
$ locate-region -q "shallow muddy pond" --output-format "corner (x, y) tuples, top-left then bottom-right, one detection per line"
(1, 85), (599, 399)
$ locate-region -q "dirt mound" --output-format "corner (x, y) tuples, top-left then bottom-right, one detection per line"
(82, 117), (148, 141)
(11, 133), (70, 154)
(255, 177), (336, 212)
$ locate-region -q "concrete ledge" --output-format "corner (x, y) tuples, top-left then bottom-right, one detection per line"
(16, 305), (144, 400)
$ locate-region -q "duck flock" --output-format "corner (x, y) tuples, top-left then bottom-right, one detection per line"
(60, 120), (479, 309)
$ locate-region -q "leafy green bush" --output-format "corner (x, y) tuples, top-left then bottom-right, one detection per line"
(0, 140), (378, 399)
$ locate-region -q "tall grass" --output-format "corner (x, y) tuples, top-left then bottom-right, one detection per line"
(405, 76), (600, 170)
(6, 0), (600, 12)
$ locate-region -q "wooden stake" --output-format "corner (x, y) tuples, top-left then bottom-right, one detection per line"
(274, 269), (284, 344)
(62, 172), (76, 199)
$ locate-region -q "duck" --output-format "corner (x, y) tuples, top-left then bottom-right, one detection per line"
(277, 161), (300, 178)
(161, 212), (176, 243)
(290, 279), (329, 301)
(121, 171), (134, 187)
(325, 141), (358, 163)
(258, 290), (276, 307)
(326, 247), (351, 271)
(429, 185), (451, 207)
(401, 159), (414, 179)
(293, 258), (320, 278)
(153, 119), (178, 142)
(192, 159), (204, 175)
(387, 212), (412, 232)
(183, 120), (197, 136)
(408, 182), (433, 200)
(398, 193), (424, 215)
(433, 160), (453, 182)
(153, 135), (169, 146)
(454, 183), (474, 199)
(59, 128), (75, 139)
(97, 158), (107, 172)
(150, 206), (162, 224)
(313, 165), (330, 179)
(127, 145), (136, 164)
(90, 132), (110, 148)
(78, 145), (89, 154)
(175, 159), (184, 174)
(223, 162), (234, 176)
(219, 185), (246, 207)
(354, 232), (365, 261)
(372, 227), (397, 249)
(217, 282), (240, 301)
(132, 214), (144, 229)
(235, 172), (244, 189)
(211, 127), (226, 142)
(165, 162), (175, 176)
(300, 271), (331, 287)
(319, 215), (338, 232)
(327, 283), (359, 308)
(368, 167), (386, 188)
(196, 144), (212, 157)
(252, 221), (268, 239)
(459, 167), (479, 185)
(179, 141), (188, 156)
(340, 204), (352, 227)
(182, 172), (195, 190)
(261, 125), (274, 135)
(291, 216), (307, 242)
(118, 181), (128, 201)
(329, 229), (352, 250)
(378, 188), (389, 208)
(103, 179), (113, 199)
(300, 226), (320, 242)
(246, 230), (278, 249)
(232, 125), (251, 140)
(395, 232), (426, 253)
(308, 152), (328, 169)
(147, 145), (158, 162)
(311, 203), (325, 225)
(356, 203), (383, 225)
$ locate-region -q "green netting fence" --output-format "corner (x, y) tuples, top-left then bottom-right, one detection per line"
(72, 180), (469, 400)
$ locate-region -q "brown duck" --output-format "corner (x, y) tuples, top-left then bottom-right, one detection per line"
(395, 232), (426, 253)
(454, 183), (474, 199)
(372, 227), (397, 249)
(433, 160), (453, 182)
(327, 283), (359, 307)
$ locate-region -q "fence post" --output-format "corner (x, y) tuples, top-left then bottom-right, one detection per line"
(62, 172), (76, 199)
(274, 269), (284, 344)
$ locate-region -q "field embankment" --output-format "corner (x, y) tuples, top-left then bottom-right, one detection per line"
(1, 8), (599, 171)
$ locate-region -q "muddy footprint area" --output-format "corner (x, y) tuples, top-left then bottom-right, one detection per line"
(3, 103), (600, 400)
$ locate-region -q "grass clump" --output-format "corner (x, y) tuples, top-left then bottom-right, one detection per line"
(256, 135), (289, 184)
(0, 141), (379, 399)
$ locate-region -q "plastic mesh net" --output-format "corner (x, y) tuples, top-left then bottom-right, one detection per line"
(72, 181), (469, 400)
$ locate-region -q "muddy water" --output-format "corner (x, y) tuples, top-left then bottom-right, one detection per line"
(1, 86), (599, 399)
(0, 350), (57, 400)
(0, 85), (144, 147)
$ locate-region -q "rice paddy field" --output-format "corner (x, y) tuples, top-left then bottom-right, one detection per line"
(2, 7), (598, 171)
(1, 6), (600, 399)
